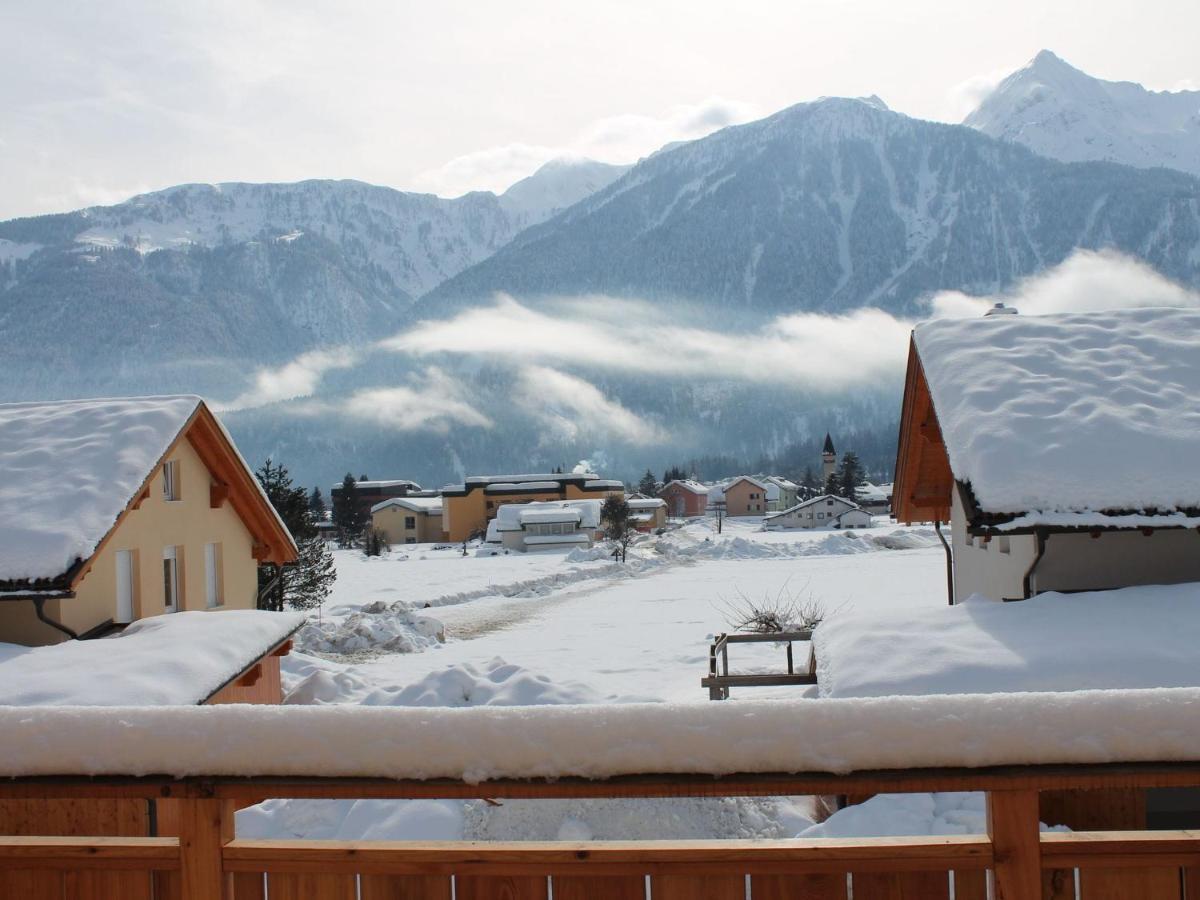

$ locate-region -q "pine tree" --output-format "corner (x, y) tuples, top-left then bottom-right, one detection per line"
(601, 495), (636, 562)
(307, 486), (326, 520)
(255, 459), (336, 612)
(637, 469), (657, 496)
(332, 473), (367, 546)
(800, 466), (820, 500)
(837, 452), (866, 502)
(662, 464), (687, 485)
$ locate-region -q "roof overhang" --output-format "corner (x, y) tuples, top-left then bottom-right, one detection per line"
(892, 338), (953, 524)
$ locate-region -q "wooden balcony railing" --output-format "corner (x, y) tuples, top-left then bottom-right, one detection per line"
(3, 763), (1200, 899)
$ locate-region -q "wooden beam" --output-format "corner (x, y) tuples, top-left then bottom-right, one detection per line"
(0, 837), (179, 871)
(177, 798), (225, 900)
(210, 482), (230, 509)
(1040, 831), (1200, 869)
(237, 664), (263, 689)
(988, 790), (1042, 900)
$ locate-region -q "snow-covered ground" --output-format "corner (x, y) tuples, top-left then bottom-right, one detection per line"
(242, 516), (948, 842)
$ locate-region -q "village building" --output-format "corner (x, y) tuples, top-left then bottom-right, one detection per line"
(894, 307), (1200, 604)
(440, 473), (624, 542)
(491, 500), (603, 553)
(0, 396), (297, 646)
(721, 476), (778, 516)
(331, 478), (423, 521)
(628, 497), (667, 531)
(370, 496), (445, 544)
(763, 476), (800, 510)
(658, 479), (709, 517)
(856, 481), (893, 514)
(764, 494), (873, 529)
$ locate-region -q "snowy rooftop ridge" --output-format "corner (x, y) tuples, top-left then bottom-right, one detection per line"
(493, 500), (603, 532)
(0, 395), (203, 584)
(915, 307), (1200, 518)
(0, 610), (302, 706)
(4, 686), (1200, 779)
(370, 497), (443, 515)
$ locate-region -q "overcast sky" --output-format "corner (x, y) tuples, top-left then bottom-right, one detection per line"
(1, 0), (1196, 220)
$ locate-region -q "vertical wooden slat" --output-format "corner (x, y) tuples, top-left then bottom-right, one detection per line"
(1043, 866), (1075, 900)
(952, 869), (987, 900)
(988, 790), (1042, 900)
(231, 871), (267, 900)
(754, 872), (847, 899)
(65, 871), (154, 900)
(651, 874), (743, 900)
(551, 874), (644, 900)
(360, 873), (453, 899)
(266, 872), (358, 899)
(1185, 867), (1200, 900)
(177, 798), (227, 900)
(0, 869), (65, 900)
(1076, 867), (1182, 900)
(456, 875), (549, 900)
(852, 871), (950, 899)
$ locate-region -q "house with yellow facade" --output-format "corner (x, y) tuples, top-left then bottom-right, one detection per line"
(371, 496), (444, 545)
(440, 472), (625, 542)
(0, 395), (297, 646)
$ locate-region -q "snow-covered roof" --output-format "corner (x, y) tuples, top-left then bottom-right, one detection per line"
(915, 308), (1200, 520)
(0, 395), (202, 584)
(465, 473), (598, 485)
(371, 496), (443, 515)
(627, 498), (666, 510)
(0, 610), (302, 706)
(765, 476), (799, 491)
(856, 482), (891, 502)
(765, 494), (860, 520)
(724, 476), (779, 501)
(493, 500), (603, 532)
(335, 479), (421, 491)
(816, 581), (1200, 699)
(662, 480), (708, 495)
(485, 481), (560, 492)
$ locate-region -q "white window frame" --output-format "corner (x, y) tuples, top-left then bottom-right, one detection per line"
(204, 542), (222, 609)
(115, 549), (136, 623)
(163, 460), (181, 501)
(162, 545), (181, 613)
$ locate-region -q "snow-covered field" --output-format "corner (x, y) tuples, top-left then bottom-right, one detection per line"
(242, 516), (948, 841)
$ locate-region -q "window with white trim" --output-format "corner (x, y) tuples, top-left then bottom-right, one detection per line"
(204, 542), (223, 608)
(162, 545), (182, 612)
(163, 460), (181, 501)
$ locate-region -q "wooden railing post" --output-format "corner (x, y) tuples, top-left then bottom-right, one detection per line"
(987, 789), (1042, 900)
(177, 796), (229, 900)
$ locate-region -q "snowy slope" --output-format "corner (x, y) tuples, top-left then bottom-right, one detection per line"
(966, 50), (1200, 177)
(427, 97), (1200, 313)
(499, 158), (630, 231)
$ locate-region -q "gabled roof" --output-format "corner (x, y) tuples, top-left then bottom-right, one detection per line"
(765, 494), (862, 520)
(0, 396), (297, 594)
(724, 475), (779, 501)
(661, 479), (708, 495)
(894, 308), (1200, 530)
(371, 496), (443, 515)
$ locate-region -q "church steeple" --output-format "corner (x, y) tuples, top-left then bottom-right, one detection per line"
(822, 432), (837, 484)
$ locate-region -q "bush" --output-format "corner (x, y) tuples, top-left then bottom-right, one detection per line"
(717, 580), (831, 633)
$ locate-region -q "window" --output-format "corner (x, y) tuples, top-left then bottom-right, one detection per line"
(115, 549), (137, 623)
(163, 460), (181, 501)
(817, 512), (825, 520)
(997, 536), (1011, 555)
(405, 516), (416, 530)
(162, 546), (182, 612)
(806, 512), (813, 519)
(826, 499), (834, 506)
(204, 542), (223, 608)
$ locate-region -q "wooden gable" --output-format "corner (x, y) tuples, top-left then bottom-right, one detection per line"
(892, 338), (953, 524)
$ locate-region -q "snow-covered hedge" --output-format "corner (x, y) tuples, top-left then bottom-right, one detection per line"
(4, 686), (1200, 781)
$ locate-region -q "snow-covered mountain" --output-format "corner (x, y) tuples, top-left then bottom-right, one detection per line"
(499, 158), (630, 231)
(966, 50), (1200, 177)
(426, 96), (1200, 313)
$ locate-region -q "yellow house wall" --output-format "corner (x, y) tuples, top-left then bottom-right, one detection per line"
(724, 481), (767, 516)
(443, 483), (624, 542)
(0, 435), (259, 646)
(372, 506), (445, 544)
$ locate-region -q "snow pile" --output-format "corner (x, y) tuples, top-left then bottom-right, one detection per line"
(493, 500), (602, 532)
(5, 686), (1200, 779)
(816, 582), (1200, 698)
(915, 308), (1200, 518)
(657, 529), (937, 561)
(297, 601), (444, 656)
(239, 798), (465, 841)
(799, 792), (1068, 838)
(286, 654), (602, 707)
(0, 395), (201, 582)
(0, 610), (302, 705)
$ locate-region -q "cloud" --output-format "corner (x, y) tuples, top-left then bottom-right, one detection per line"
(220, 347), (360, 411)
(387, 295), (911, 390)
(413, 97), (759, 197)
(342, 369), (492, 433)
(515, 365), (666, 445)
(947, 67), (1012, 121)
(928, 249), (1200, 317)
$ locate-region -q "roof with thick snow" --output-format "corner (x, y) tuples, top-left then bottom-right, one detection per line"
(371, 496), (443, 515)
(493, 500), (603, 532)
(0, 610), (302, 706)
(661, 479), (708, 496)
(765, 494), (862, 520)
(627, 498), (666, 510)
(0, 396), (201, 584)
(334, 479), (421, 491)
(913, 308), (1200, 525)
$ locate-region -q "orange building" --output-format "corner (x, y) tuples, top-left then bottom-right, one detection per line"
(441, 473), (624, 542)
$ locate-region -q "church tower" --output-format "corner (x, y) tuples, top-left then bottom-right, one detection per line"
(822, 432), (837, 485)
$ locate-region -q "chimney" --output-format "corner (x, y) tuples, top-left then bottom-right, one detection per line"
(984, 302), (1018, 317)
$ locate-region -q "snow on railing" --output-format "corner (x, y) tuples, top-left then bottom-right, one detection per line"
(5, 685), (1200, 780)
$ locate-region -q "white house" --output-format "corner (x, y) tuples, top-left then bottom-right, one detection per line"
(491, 500), (604, 553)
(764, 494), (871, 529)
(894, 307), (1200, 604)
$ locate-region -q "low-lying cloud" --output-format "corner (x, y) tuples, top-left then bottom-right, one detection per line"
(342, 369), (493, 433)
(220, 347), (359, 411)
(515, 365), (666, 445)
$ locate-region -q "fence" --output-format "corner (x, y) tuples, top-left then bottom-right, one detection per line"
(3, 762), (1200, 899)
(703, 630), (817, 699)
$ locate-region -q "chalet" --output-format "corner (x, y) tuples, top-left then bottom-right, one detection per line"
(764, 494), (872, 529)
(658, 479), (709, 517)
(331, 478), (423, 521)
(0, 396), (297, 646)
(722, 476), (774, 516)
(440, 473), (623, 542)
(628, 497), (667, 531)
(371, 496), (444, 544)
(894, 307), (1200, 603)
(491, 500), (603, 553)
